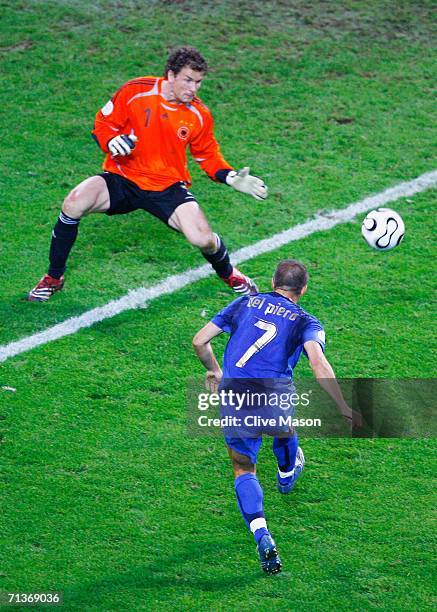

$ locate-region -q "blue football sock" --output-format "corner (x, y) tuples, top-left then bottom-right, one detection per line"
(273, 433), (298, 474)
(234, 473), (269, 544)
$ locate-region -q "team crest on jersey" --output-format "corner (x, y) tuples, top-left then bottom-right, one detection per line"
(177, 126), (190, 140)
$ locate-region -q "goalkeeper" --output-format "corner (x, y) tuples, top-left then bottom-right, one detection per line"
(28, 46), (267, 301)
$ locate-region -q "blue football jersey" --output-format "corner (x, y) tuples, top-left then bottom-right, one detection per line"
(212, 292), (325, 379)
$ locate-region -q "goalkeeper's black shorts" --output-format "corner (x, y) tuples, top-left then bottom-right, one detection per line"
(98, 172), (198, 225)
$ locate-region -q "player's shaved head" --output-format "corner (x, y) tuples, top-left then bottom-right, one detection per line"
(165, 46), (208, 76)
(273, 260), (308, 295)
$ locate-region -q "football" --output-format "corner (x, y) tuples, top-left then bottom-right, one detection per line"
(361, 208), (405, 251)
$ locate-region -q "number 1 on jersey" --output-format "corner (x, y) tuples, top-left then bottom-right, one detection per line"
(144, 108), (151, 127)
(235, 320), (277, 368)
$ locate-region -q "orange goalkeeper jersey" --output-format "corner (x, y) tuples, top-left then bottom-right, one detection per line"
(92, 76), (232, 191)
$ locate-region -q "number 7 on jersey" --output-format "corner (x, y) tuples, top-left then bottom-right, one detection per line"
(235, 320), (278, 368)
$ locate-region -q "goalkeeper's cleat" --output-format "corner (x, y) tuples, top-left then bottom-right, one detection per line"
(257, 534), (282, 575)
(277, 446), (305, 494)
(221, 267), (258, 296)
(27, 274), (65, 302)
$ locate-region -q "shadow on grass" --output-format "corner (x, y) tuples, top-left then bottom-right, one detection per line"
(62, 540), (260, 608)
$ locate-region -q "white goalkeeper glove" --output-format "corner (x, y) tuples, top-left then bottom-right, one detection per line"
(108, 134), (138, 157)
(226, 167), (268, 201)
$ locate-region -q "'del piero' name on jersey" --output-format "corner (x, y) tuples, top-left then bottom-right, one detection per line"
(246, 296), (298, 321)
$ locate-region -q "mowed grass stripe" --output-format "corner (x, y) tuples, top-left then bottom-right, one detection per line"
(0, 169), (436, 363)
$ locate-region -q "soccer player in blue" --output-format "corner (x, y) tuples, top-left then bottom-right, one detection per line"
(193, 259), (360, 574)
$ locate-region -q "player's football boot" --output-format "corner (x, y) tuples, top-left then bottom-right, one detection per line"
(257, 534), (282, 575)
(27, 274), (65, 302)
(221, 267), (258, 296)
(277, 446), (305, 494)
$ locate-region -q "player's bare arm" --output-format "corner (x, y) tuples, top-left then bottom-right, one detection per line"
(304, 340), (363, 427)
(192, 322), (223, 392)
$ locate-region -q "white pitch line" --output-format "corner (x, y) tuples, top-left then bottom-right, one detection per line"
(1, 169), (436, 363)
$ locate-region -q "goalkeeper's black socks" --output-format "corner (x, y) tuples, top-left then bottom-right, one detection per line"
(48, 212), (80, 279)
(201, 233), (233, 278)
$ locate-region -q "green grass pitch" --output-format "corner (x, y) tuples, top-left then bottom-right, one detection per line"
(0, 1), (436, 610)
